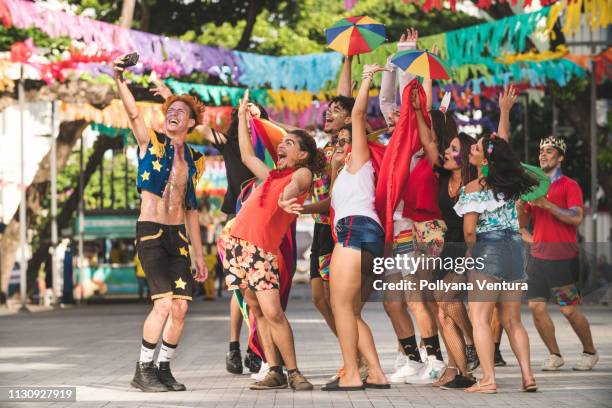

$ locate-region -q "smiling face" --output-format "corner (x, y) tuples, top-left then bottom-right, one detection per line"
(387, 108), (400, 133)
(165, 101), (196, 136)
(469, 138), (487, 168)
(324, 101), (351, 133)
(539, 146), (563, 173)
(334, 128), (352, 157)
(276, 133), (308, 169)
(443, 137), (462, 171)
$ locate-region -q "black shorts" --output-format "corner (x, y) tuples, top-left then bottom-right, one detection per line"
(136, 221), (194, 301)
(309, 223), (335, 280)
(526, 256), (580, 306)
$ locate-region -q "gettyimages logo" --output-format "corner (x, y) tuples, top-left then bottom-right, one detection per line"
(372, 253), (485, 275)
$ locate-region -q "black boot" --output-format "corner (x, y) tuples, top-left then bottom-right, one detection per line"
(466, 344), (480, 372)
(226, 349), (243, 374)
(131, 362), (168, 392)
(494, 349), (507, 367)
(244, 348), (262, 373)
(156, 362), (186, 391)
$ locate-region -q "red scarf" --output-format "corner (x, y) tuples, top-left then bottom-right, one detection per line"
(374, 79), (430, 251)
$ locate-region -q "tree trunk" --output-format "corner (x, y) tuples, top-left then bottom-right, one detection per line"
(25, 134), (124, 297)
(236, 0), (262, 51)
(0, 120), (87, 302)
(140, 3), (151, 32)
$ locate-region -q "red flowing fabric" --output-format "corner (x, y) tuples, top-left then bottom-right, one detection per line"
(374, 79), (430, 250)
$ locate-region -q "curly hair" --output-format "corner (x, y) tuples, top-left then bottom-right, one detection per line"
(481, 136), (537, 201)
(290, 129), (326, 175)
(162, 94), (206, 131)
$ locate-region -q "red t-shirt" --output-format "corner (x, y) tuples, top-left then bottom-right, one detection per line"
(525, 175), (583, 260)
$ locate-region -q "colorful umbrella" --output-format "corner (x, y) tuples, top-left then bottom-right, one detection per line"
(325, 16), (386, 57)
(391, 49), (450, 80)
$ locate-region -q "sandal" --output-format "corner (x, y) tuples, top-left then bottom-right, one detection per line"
(321, 377), (365, 391)
(464, 380), (497, 394)
(363, 377), (391, 389)
(432, 366), (458, 387)
(522, 378), (538, 393)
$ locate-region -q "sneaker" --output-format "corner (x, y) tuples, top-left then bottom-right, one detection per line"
(249, 370), (288, 390)
(389, 359), (424, 384)
(439, 374), (476, 390)
(250, 362), (270, 380)
(130, 361), (168, 392)
(542, 354), (564, 371)
(466, 345), (480, 372)
(394, 351), (408, 371)
(226, 349), (243, 374)
(244, 348), (262, 373)
(156, 361), (186, 391)
(418, 346), (428, 363)
(494, 349), (507, 367)
(404, 356), (446, 384)
(573, 352), (598, 371)
(288, 370), (314, 391)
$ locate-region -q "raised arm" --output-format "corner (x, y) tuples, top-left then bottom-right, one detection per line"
(113, 56), (149, 152)
(415, 97), (440, 167)
(336, 56), (353, 97)
(350, 65), (387, 172)
(237, 91), (270, 181)
(497, 85), (518, 141)
(397, 28), (419, 104)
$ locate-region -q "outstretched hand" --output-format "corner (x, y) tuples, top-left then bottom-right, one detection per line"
(112, 55), (128, 80)
(278, 196), (303, 215)
(150, 77), (172, 100)
(238, 89), (250, 118)
(499, 85), (518, 112)
(362, 64), (392, 80)
(398, 28), (418, 51)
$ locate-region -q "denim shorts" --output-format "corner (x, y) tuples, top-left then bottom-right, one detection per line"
(473, 229), (527, 283)
(335, 216), (384, 257)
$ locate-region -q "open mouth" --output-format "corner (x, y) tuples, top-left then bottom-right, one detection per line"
(277, 151), (287, 160)
(168, 118), (179, 126)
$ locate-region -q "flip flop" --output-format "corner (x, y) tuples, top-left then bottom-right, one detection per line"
(363, 382), (391, 389)
(522, 379), (538, 393)
(464, 380), (497, 394)
(321, 378), (365, 392)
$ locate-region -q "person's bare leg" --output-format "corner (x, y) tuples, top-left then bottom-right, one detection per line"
(491, 305), (503, 344)
(254, 289), (298, 370)
(498, 299), (535, 385)
(229, 294), (243, 343)
(559, 305), (596, 354)
(454, 302), (474, 345)
(330, 245), (362, 387)
(312, 277), (337, 335)
(143, 296), (172, 343)
(407, 301), (438, 338)
(161, 299), (188, 345)
(528, 300), (561, 355)
(244, 289), (279, 366)
(355, 316), (388, 384)
(468, 301), (496, 386)
(383, 300), (416, 339)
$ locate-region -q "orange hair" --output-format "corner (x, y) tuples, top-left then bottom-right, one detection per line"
(162, 94), (206, 125)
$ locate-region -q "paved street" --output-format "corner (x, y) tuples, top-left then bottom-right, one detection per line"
(1, 285), (611, 408)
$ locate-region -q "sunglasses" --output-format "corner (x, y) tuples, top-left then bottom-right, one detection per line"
(335, 138), (351, 147)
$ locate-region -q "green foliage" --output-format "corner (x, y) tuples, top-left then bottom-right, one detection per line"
(0, 26), (71, 52)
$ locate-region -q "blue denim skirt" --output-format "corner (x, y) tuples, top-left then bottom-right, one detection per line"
(335, 216), (384, 257)
(473, 229), (527, 282)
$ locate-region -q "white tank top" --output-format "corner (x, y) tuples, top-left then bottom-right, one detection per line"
(331, 160), (382, 228)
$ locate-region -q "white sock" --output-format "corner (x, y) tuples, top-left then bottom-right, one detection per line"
(140, 339), (157, 363)
(157, 341), (177, 363)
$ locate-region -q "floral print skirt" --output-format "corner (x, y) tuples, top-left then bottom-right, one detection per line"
(223, 235), (280, 292)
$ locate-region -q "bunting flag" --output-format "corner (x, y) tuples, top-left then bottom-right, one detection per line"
(59, 100), (233, 132)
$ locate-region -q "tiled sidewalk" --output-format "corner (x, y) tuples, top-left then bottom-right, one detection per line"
(1, 287), (611, 407)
